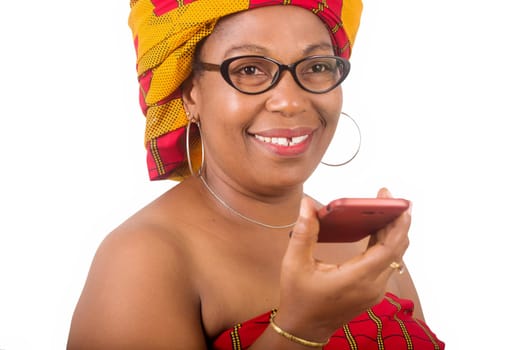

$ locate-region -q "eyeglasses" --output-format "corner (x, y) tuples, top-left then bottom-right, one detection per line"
(194, 55), (350, 95)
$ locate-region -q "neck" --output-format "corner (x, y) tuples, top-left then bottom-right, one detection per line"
(198, 172), (303, 230)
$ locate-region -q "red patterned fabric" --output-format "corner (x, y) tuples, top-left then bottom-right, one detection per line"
(212, 293), (445, 350)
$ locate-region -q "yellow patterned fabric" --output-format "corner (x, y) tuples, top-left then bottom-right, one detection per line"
(129, 0), (363, 181)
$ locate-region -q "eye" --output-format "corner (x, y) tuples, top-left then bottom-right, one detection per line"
(307, 60), (337, 73)
(239, 65), (261, 75)
(228, 58), (274, 77)
(312, 63), (329, 72)
(298, 57), (341, 82)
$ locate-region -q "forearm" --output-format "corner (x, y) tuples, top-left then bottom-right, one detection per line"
(247, 311), (332, 350)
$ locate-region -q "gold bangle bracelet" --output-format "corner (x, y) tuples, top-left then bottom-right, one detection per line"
(269, 311), (329, 348)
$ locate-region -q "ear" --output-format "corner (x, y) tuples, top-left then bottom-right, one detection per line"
(181, 74), (200, 120)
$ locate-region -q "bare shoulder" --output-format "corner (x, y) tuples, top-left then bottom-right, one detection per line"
(67, 185), (207, 349)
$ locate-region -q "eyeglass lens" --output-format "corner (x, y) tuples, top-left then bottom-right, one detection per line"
(224, 56), (348, 94)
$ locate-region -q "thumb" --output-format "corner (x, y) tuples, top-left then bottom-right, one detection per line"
(284, 197), (319, 266)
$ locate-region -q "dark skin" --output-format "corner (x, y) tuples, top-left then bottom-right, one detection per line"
(68, 6), (422, 349)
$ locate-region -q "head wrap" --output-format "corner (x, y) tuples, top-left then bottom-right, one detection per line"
(129, 0), (363, 181)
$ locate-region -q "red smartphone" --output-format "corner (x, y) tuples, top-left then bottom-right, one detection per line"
(317, 198), (410, 243)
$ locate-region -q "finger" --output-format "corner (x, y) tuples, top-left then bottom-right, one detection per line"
(373, 188), (412, 247)
(360, 213), (411, 276)
(377, 187), (392, 198)
(283, 197), (319, 267)
(367, 230), (377, 249)
(347, 240), (397, 278)
(382, 208), (411, 249)
(376, 259), (400, 291)
(367, 188), (392, 249)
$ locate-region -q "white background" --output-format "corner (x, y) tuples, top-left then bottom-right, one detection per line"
(1, 1), (522, 349)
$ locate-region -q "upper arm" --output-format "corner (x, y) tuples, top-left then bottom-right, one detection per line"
(67, 226), (206, 350)
(388, 265), (426, 321)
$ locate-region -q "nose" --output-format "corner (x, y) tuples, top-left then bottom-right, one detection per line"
(264, 70), (308, 117)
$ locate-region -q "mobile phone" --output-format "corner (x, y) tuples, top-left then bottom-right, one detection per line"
(317, 198), (410, 243)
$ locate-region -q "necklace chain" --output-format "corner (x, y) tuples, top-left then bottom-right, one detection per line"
(199, 175), (297, 229)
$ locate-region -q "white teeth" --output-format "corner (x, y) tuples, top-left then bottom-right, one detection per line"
(255, 134), (309, 146)
(290, 135), (308, 145)
(274, 137), (287, 146)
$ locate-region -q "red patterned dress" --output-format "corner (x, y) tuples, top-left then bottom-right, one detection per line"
(212, 293), (445, 349)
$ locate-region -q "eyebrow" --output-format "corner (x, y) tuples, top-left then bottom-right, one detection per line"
(223, 42), (334, 58)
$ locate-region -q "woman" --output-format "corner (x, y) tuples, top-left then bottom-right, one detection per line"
(68, 1), (445, 349)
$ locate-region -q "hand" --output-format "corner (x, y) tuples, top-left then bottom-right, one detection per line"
(275, 188), (411, 341)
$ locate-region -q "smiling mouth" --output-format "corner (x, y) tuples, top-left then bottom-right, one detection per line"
(253, 134), (310, 147)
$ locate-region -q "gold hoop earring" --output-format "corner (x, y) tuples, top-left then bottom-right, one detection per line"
(185, 118), (205, 176)
(321, 112), (361, 167)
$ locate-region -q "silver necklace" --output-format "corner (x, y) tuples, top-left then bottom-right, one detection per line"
(199, 175), (297, 229)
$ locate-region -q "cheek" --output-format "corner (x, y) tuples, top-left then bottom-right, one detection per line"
(197, 77), (249, 119)
(196, 80), (254, 160)
(318, 91), (343, 131)
(327, 115), (340, 139)
(320, 116), (339, 155)
(316, 96), (343, 153)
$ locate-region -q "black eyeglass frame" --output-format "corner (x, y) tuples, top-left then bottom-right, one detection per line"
(194, 55), (351, 95)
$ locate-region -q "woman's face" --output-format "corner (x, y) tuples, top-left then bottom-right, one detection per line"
(185, 5), (344, 193)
